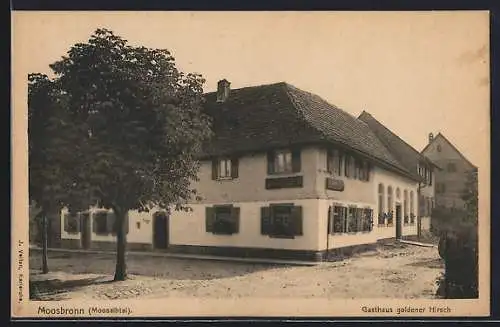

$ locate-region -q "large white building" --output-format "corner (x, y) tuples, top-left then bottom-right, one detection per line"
(59, 80), (436, 261)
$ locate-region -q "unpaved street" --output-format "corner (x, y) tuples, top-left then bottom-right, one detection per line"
(29, 243), (442, 300)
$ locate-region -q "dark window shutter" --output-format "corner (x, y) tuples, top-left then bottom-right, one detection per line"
(205, 207), (215, 233)
(211, 159), (218, 180)
(261, 206), (272, 235)
(291, 148), (301, 173)
(326, 148), (332, 173)
(267, 151), (274, 174)
(231, 157), (239, 178)
(327, 206), (333, 234)
(291, 206), (303, 235)
(231, 207), (240, 233)
(64, 213), (69, 232)
(107, 211), (116, 234)
(366, 163), (371, 181)
(345, 156), (350, 177)
(338, 153), (344, 176)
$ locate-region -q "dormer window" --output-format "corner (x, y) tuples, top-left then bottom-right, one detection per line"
(212, 157), (239, 180)
(218, 159), (232, 178)
(267, 148), (301, 175)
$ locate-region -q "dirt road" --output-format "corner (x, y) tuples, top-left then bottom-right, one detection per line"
(29, 242), (442, 300)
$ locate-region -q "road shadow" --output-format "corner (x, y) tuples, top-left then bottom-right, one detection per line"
(30, 250), (290, 282)
(406, 258), (444, 269)
(30, 275), (113, 301)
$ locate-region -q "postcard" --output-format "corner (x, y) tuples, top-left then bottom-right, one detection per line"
(11, 10), (490, 318)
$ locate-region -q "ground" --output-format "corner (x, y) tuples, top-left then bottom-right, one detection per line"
(29, 242), (443, 300)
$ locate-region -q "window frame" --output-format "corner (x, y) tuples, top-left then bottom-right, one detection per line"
(93, 211), (109, 235)
(218, 158), (232, 179)
(377, 184), (385, 226)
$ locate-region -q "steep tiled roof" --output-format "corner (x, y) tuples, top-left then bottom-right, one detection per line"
(201, 82), (417, 180)
(358, 111), (438, 181)
(421, 132), (477, 170)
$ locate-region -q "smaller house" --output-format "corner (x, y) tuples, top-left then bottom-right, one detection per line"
(421, 132), (478, 210)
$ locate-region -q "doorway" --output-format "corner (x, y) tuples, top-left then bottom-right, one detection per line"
(395, 204), (402, 240)
(153, 212), (169, 250)
(80, 212), (91, 249)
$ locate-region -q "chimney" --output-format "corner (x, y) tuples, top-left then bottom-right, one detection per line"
(428, 132), (434, 144)
(216, 79), (231, 103)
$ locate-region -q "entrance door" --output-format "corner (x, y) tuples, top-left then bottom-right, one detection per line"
(395, 204), (402, 240)
(80, 213), (91, 249)
(153, 212), (169, 250)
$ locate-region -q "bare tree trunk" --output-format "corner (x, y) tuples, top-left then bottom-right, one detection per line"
(114, 208), (127, 281)
(41, 213), (49, 274)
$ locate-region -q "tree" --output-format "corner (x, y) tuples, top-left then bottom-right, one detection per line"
(28, 73), (85, 273)
(48, 28), (212, 281)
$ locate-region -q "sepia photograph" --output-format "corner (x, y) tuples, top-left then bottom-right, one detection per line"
(11, 11), (490, 317)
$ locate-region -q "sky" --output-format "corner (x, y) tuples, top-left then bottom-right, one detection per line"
(12, 11), (489, 171)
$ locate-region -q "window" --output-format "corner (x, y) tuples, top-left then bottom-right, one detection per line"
(64, 212), (80, 234)
(344, 155), (355, 178)
(362, 208), (374, 232)
(354, 159), (361, 180)
(91, 210), (128, 235)
(396, 187), (401, 200)
(436, 183), (447, 193)
(261, 204), (303, 238)
(206, 205), (240, 235)
(347, 207), (357, 232)
(437, 144), (442, 152)
(212, 157), (238, 180)
(93, 211), (109, 235)
(327, 149), (343, 176)
(219, 159), (232, 178)
(331, 206), (348, 233)
(429, 170), (433, 186)
(447, 163), (457, 172)
(267, 149), (301, 175)
(275, 150), (292, 173)
(378, 184), (385, 225)
(360, 162), (370, 181)
(403, 190), (409, 224)
(387, 186), (394, 225)
(330, 206), (372, 233)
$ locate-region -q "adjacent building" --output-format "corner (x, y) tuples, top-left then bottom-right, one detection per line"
(421, 132), (477, 210)
(58, 80), (437, 261)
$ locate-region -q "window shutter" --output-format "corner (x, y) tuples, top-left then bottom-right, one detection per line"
(64, 213), (70, 232)
(205, 207), (215, 233)
(211, 159), (218, 180)
(291, 206), (303, 236)
(231, 157), (239, 178)
(261, 206), (272, 235)
(326, 149), (332, 173)
(231, 207), (240, 233)
(267, 151), (274, 174)
(291, 148), (301, 173)
(327, 206), (333, 234)
(366, 163), (371, 181)
(107, 211), (116, 235)
(345, 156), (350, 177)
